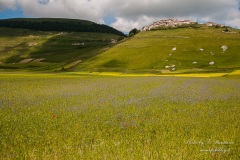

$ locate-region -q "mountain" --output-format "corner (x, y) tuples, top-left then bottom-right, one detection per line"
(0, 18), (124, 36)
(0, 19), (239, 74)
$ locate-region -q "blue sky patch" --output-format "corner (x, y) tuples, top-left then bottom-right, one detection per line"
(0, 8), (25, 19)
(103, 16), (116, 25)
(38, 0), (49, 5)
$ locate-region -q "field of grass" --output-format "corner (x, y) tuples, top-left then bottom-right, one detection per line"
(77, 27), (240, 74)
(0, 27), (121, 71)
(0, 73), (239, 159)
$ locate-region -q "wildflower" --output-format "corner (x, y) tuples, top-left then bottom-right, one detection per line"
(213, 153), (217, 158)
(52, 115), (56, 119)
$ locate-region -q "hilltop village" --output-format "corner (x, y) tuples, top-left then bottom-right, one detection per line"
(142, 19), (225, 31)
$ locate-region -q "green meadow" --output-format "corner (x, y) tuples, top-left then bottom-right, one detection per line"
(0, 73), (239, 159)
(78, 27), (240, 74)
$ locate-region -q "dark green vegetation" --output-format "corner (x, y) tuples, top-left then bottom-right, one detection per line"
(0, 73), (239, 159)
(0, 18), (124, 36)
(129, 28), (140, 37)
(0, 27), (122, 71)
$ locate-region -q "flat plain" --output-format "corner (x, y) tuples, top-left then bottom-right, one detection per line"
(0, 73), (239, 159)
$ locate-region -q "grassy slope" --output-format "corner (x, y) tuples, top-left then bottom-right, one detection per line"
(0, 27), (121, 71)
(77, 27), (240, 74)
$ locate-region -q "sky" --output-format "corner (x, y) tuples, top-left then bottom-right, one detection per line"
(0, 0), (240, 33)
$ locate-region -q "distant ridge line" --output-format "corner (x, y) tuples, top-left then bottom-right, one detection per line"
(0, 18), (124, 36)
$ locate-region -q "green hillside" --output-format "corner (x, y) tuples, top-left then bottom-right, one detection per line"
(76, 27), (240, 74)
(0, 25), (239, 74)
(0, 27), (122, 71)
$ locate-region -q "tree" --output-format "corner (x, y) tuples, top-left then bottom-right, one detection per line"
(129, 28), (140, 37)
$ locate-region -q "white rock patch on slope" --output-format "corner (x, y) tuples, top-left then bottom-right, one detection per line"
(165, 65), (176, 69)
(209, 61), (215, 65)
(19, 58), (34, 64)
(221, 46), (228, 52)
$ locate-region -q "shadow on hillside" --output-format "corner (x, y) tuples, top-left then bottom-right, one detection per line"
(1, 42), (29, 63)
(2, 32), (119, 71)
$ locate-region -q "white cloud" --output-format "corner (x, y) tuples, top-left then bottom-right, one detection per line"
(110, 17), (136, 33)
(0, 0), (17, 11)
(111, 16), (162, 32)
(0, 0), (240, 32)
(110, 0), (240, 31)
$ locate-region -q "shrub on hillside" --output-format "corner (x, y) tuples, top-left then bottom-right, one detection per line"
(129, 28), (140, 37)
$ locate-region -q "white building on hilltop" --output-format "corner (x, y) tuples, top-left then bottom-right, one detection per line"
(142, 19), (196, 31)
